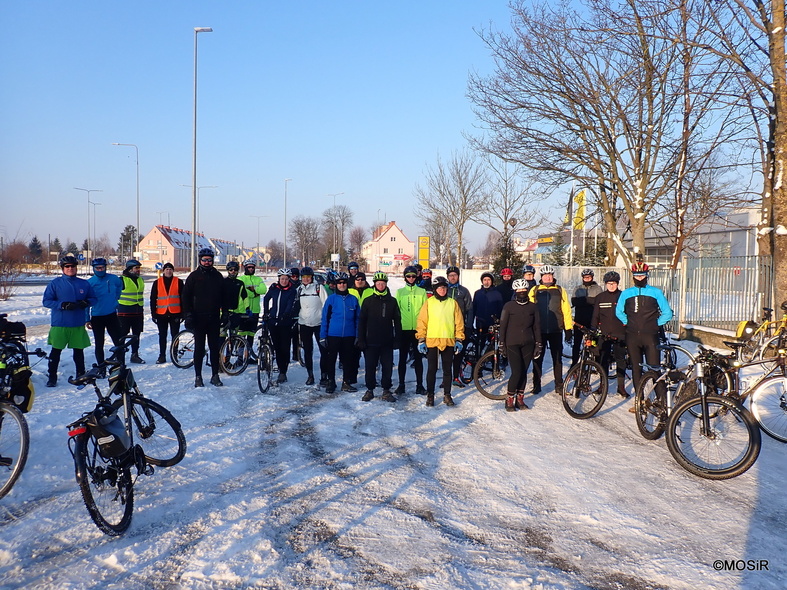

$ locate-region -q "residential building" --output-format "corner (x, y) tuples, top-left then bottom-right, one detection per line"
(361, 221), (416, 274)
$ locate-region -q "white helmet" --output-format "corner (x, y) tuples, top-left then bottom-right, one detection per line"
(540, 264), (556, 276)
(512, 279), (529, 291)
(277, 268), (292, 277)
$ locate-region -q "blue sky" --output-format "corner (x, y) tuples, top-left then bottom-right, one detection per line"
(1, 1), (558, 255)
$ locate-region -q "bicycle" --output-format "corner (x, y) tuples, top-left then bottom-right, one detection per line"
(0, 315), (47, 499)
(459, 320), (497, 385)
(219, 315), (251, 376)
(473, 318), (511, 400)
(170, 328), (213, 369)
(664, 349), (761, 480)
(632, 340), (697, 440)
(561, 326), (608, 419)
(253, 320), (275, 393)
(737, 301), (787, 362)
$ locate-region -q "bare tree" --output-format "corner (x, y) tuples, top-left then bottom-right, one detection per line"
(468, 0), (751, 266)
(289, 215), (321, 266)
(414, 150), (487, 267)
(266, 239), (284, 268)
(322, 205), (353, 260)
(0, 241), (28, 300)
(347, 225), (368, 263)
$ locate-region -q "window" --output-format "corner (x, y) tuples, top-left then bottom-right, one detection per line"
(398, 248), (403, 254)
(383, 248), (388, 254)
(390, 236), (396, 242)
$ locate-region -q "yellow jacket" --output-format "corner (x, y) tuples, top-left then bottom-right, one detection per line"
(415, 296), (465, 351)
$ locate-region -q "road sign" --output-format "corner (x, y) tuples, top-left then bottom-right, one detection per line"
(263, 252), (271, 263)
(78, 254), (85, 261)
(155, 262), (163, 270)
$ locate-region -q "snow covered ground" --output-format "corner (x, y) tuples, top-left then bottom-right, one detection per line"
(1, 280), (785, 590)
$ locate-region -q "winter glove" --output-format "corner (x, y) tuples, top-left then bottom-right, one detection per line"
(565, 330), (573, 344)
(151, 315), (159, 324)
(262, 313), (270, 322)
(60, 301), (77, 311)
(417, 341), (427, 355)
(77, 299), (90, 309)
(355, 338), (366, 350)
(534, 342), (544, 360)
(319, 338), (328, 349)
(454, 340), (463, 354)
(184, 314), (194, 331)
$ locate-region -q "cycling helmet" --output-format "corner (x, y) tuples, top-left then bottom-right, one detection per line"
(289, 267), (300, 277)
(523, 264), (536, 274)
(226, 261), (240, 271)
(59, 255), (78, 267)
(603, 271), (621, 283)
(512, 279), (529, 291)
(404, 265), (418, 276)
(432, 276), (449, 288)
(347, 261), (359, 270)
(372, 271), (388, 282)
(277, 267), (292, 277)
(125, 259), (141, 269)
(414, 263), (423, 272)
(581, 268), (594, 277)
(501, 267), (513, 277)
(421, 268), (433, 278)
(301, 266), (314, 276)
(481, 271), (495, 282)
(335, 272), (350, 283)
(540, 264), (556, 275)
(325, 270), (338, 283)
(244, 260), (256, 268)
(354, 271), (366, 281)
(631, 261), (649, 275)
(446, 265), (460, 275)
(198, 248), (215, 258)
(91, 257), (108, 267)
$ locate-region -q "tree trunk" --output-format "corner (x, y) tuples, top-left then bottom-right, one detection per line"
(770, 0), (787, 299)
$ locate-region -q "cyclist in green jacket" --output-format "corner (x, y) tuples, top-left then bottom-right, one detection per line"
(395, 265), (427, 395)
(238, 261), (266, 347)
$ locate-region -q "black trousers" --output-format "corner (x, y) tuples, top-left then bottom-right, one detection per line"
(627, 330), (660, 391)
(270, 322), (293, 375)
(506, 343), (535, 393)
(364, 344), (394, 391)
(89, 312), (122, 365)
(299, 324), (327, 376)
(600, 338), (628, 394)
(156, 316), (181, 357)
(533, 331), (564, 386)
(325, 336), (356, 385)
(397, 329), (423, 388)
(426, 346), (454, 395)
(48, 347), (85, 378)
(193, 313), (221, 377)
(118, 314), (144, 354)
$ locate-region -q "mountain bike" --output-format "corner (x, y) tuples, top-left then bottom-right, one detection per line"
(665, 349), (761, 480)
(561, 327), (608, 419)
(460, 319), (498, 385)
(67, 336), (186, 535)
(253, 320), (275, 393)
(0, 317), (47, 499)
(473, 319), (510, 400)
(219, 315), (251, 376)
(170, 328), (212, 369)
(737, 301), (787, 362)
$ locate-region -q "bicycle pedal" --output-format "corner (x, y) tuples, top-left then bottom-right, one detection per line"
(143, 464), (155, 476)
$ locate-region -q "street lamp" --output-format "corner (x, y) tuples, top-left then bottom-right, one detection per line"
(327, 192), (344, 270)
(250, 214), (267, 264)
(90, 201), (101, 256)
(283, 178), (292, 268)
(191, 26), (213, 270)
(181, 184), (217, 235)
(112, 143), (139, 254)
(156, 211), (170, 226)
(74, 187), (102, 266)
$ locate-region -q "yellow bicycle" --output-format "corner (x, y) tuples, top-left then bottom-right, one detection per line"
(736, 301), (787, 362)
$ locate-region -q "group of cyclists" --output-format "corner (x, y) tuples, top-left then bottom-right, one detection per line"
(40, 250), (673, 413)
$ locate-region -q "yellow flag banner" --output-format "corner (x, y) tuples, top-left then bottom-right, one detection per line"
(573, 189), (586, 230)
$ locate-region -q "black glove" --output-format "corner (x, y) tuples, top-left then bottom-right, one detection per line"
(77, 300), (90, 309)
(499, 342), (506, 358)
(184, 314), (194, 330)
(565, 330), (573, 344)
(262, 313), (270, 322)
(151, 315), (159, 324)
(60, 301), (77, 311)
(534, 342), (544, 359)
(319, 338), (328, 349)
(355, 338), (366, 350)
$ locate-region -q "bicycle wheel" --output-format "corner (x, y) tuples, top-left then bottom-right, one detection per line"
(634, 372), (668, 440)
(0, 403), (29, 499)
(257, 343), (273, 393)
(170, 330), (196, 369)
(128, 396), (187, 466)
(219, 335), (250, 376)
(562, 360), (608, 419)
(664, 344), (694, 371)
(749, 376), (787, 443)
(665, 395), (761, 480)
(458, 340), (477, 385)
(73, 434), (134, 535)
(473, 350), (510, 400)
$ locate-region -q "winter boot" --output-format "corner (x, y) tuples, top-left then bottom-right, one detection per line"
(319, 374), (329, 388)
(210, 374), (224, 387)
(46, 358), (59, 387)
(381, 390), (397, 402)
(515, 393), (529, 410)
(415, 384), (426, 395)
(426, 392), (435, 407)
(342, 382), (358, 392)
(531, 379), (542, 395)
(194, 375), (204, 387)
(305, 372), (315, 385)
(276, 372), (287, 384)
(325, 381), (337, 394)
(505, 394), (517, 412)
(443, 393), (456, 407)
(361, 389), (374, 402)
(394, 383), (406, 395)
(156, 354), (166, 364)
(130, 353), (146, 364)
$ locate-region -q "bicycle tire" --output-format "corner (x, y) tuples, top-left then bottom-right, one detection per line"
(73, 433), (134, 535)
(170, 330), (196, 369)
(473, 349), (509, 400)
(665, 395), (761, 480)
(748, 376), (787, 443)
(257, 343), (273, 394)
(664, 344), (695, 371)
(458, 340), (478, 385)
(562, 360), (608, 419)
(634, 372), (668, 440)
(0, 403), (29, 499)
(219, 335), (250, 376)
(129, 396), (187, 467)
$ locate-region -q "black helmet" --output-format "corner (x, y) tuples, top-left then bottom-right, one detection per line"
(60, 255), (78, 267)
(581, 268), (594, 277)
(603, 271), (621, 283)
(481, 272), (494, 282)
(290, 267), (300, 278)
(523, 264), (536, 274)
(347, 261), (359, 270)
(226, 261), (240, 271)
(301, 266), (314, 276)
(198, 247), (214, 258)
(91, 257), (108, 267)
(446, 265), (460, 275)
(433, 276), (449, 288)
(414, 263), (423, 272)
(404, 265), (418, 276)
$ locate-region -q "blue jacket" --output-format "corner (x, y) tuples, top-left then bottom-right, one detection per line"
(88, 273), (123, 317)
(263, 282), (298, 325)
(320, 292), (360, 339)
(616, 284), (673, 332)
(43, 275), (97, 328)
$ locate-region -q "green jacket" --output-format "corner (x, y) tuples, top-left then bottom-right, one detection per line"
(395, 283), (427, 331)
(239, 273), (266, 314)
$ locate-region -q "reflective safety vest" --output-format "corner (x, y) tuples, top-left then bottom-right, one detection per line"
(119, 276), (145, 308)
(425, 297), (457, 339)
(155, 277), (182, 315)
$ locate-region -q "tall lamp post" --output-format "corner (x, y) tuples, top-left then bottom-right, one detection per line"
(112, 143), (139, 255)
(327, 192), (344, 270)
(191, 26), (213, 270)
(181, 184), (217, 236)
(250, 214), (267, 265)
(90, 201), (101, 256)
(283, 178), (292, 267)
(74, 187), (102, 266)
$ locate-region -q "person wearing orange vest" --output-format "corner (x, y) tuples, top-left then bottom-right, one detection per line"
(149, 262), (184, 364)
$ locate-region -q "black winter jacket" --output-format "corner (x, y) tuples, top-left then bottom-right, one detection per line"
(591, 290), (626, 340)
(182, 265), (225, 317)
(358, 289), (402, 348)
(499, 300), (542, 347)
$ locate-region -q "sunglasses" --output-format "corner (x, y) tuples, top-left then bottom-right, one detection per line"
(63, 264), (77, 269)
(405, 274), (417, 278)
(200, 257), (213, 263)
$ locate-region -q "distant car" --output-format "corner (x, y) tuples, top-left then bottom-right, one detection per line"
(313, 271), (327, 286)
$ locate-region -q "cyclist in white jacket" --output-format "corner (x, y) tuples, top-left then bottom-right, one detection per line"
(292, 267), (328, 385)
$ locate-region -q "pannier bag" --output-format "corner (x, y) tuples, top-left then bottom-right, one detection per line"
(10, 367), (35, 413)
(87, 407), (131, 458)
(0, 318), (26, 341)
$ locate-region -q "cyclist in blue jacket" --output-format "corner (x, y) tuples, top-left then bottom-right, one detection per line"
(319, 273), (360, 393)
(86, 257), (123, 373)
